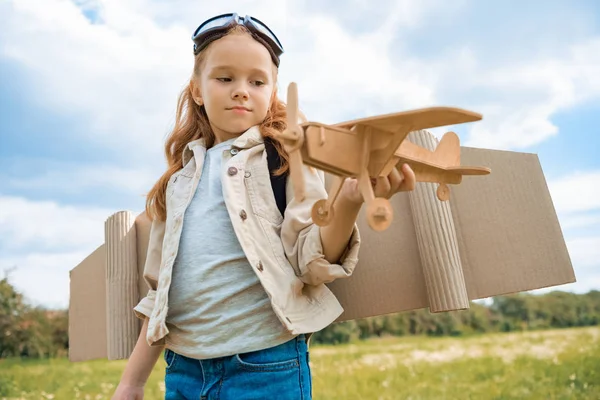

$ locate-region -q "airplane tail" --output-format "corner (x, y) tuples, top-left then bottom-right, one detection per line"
(433, 131), (461, 167)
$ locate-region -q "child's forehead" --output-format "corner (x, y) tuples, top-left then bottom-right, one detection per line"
(208, 64), (270, 76)
(202, 35), (274, 74)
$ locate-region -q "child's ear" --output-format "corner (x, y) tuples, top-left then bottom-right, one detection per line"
(190, 79), (203, 106)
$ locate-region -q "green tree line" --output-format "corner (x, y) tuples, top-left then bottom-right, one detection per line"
(312, 290), (600, 344)
(1, 276), (599, 357)
(0, 278), (68, 358)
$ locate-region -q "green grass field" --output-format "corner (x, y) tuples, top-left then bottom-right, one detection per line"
(1, 326), (598, 399)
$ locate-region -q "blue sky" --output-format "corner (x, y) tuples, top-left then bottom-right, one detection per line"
(0, 0), (599, 308)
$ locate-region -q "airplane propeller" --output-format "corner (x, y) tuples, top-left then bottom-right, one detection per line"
(278, 82), (306, 202)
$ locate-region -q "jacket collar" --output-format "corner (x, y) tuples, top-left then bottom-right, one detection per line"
(182, 125), (264, 166)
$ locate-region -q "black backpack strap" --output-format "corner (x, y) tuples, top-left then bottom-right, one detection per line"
(264, 137), (288, 217)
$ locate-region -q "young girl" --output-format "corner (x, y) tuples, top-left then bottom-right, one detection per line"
(112, 13), (415, 400)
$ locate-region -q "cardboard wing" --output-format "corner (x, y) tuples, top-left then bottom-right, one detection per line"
(329, 137), (575, 322)
(68, 132), (575, 361)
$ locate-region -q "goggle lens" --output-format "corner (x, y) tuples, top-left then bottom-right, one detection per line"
(249, 17), (283, 51)
(195, 15), (235, 36)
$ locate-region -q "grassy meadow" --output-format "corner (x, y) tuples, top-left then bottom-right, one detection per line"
(0, 326), (598, 400)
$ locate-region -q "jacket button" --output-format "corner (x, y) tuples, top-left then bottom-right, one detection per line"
(240, 210), (247, 220)
(228, 167), (238, 176)
(230, 148), (239, 155)
(256, 261), (263, 272)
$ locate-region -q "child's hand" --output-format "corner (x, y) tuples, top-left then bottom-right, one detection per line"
(341, 163), (416, 205)
(111, 383), (144, 400)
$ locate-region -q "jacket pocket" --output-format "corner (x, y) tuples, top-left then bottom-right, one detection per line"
(246, 165), (284, 225)
(166, 171), (193, 213)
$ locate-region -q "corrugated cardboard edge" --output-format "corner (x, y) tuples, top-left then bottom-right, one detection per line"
(105, 211), (140, 360)
(407, 130), (469, 312)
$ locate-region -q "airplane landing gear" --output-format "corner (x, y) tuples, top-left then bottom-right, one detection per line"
(312, 199), (335, 227)
(437, 183), (450, 201)
(366, 197), (393, 231)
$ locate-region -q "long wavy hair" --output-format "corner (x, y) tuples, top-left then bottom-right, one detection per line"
(145, 25), (290, 221)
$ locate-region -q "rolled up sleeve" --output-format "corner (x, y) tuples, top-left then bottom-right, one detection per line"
(133, 289), (157, 320)
(133, 218), (165, 319)
(281, 166), (361, 286)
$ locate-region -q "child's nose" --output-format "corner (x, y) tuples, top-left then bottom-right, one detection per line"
(232, 84), (249, 100)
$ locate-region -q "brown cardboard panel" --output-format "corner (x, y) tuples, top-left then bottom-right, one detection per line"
(135, 213), (152, 305)
(68, 245), (108, 362)
(452, 147), (576, 299)
(326, 147), (575, 322)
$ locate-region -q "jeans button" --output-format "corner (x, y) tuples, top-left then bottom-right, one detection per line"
(240, 210), (247, 220)
(228, 167), (238, 176)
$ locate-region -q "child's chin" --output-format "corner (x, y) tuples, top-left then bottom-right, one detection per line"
(228, 123), (254, 134)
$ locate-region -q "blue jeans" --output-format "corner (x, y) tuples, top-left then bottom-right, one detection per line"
(164, 334), (312, 399)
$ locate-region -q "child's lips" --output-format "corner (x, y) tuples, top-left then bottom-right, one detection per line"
(228, 106), (251, 113)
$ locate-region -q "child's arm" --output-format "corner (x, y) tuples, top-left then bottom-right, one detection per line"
(113, 318), (163, 398)
(281, 166), (361, 286)
(113, 218), (166, 398)
(281, 164), (415, 286)
(320, 163), (416, 264)
(319, 193), (362, 264)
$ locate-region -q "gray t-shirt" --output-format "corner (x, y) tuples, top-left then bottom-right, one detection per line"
(165, 138), (295, 359)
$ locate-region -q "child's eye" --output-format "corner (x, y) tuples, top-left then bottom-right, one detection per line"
(217, 77), (231, 82)
(253, 80), (265, 86)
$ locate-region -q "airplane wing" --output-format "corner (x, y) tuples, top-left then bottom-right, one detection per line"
(334, 107), (482, 177)
(334, 107), (482, 133)
(446, 166), (491, 175)
(389, 156), (489, 185)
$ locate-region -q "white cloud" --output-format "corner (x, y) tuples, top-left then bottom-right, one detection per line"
(0, 195), (111, 251)
(1, 251), (88, 309)
(278, 13), (437, 123)
(567, 237), (600, 269)
(559, 213), (600, 231)
(3, 161), (160, 199)
(548, 171), (600, 214)
(545, 172), (600, 295)
(5, 0), (597, 153)
(0, 0), (457, 157)
(0, 195), (137, 308)
(463, 38), (600, 150)
(1, 0), (190, 159)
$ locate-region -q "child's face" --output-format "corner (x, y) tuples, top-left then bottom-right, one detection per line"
(193, 33), (276, 143)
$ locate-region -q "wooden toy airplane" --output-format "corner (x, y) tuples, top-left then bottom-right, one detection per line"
(275, 82), (491, 232)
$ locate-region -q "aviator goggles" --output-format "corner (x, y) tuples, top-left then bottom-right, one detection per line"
(192, 13), (284, 67)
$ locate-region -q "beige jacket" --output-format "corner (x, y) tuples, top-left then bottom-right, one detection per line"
(133, 126), (361, 347)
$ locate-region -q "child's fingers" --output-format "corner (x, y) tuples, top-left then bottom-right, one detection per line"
(398, 164), (416, 192)
(387, 168), (404, 193)
(374, 175), (391, 197)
